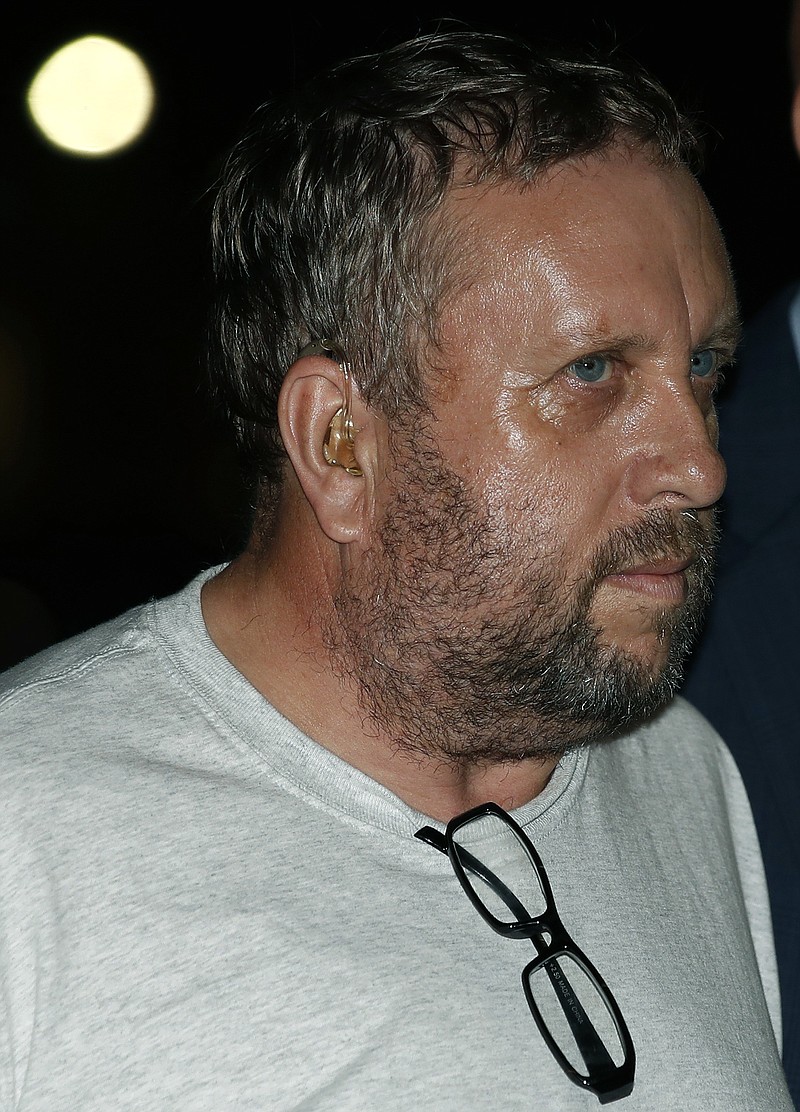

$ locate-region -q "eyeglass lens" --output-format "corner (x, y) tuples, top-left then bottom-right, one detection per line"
(526, 954), (627, 1075)
(450, 811), (548, 923)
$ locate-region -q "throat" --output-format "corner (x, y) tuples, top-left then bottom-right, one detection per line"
(383, 750), (562, 823)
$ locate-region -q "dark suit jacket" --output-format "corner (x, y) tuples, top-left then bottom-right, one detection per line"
(682, 282), (800, 1107)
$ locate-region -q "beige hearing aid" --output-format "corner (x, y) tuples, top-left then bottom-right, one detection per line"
(298, 339), (363, 476)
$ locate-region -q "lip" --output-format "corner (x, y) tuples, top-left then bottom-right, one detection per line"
(603, 558), (692, 601)
(615, 558), (692, 576)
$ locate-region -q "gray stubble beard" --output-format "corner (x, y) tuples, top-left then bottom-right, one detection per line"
(325, 436), (717, 769)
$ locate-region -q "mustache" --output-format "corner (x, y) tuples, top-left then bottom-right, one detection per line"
(589, 508), (720, 584)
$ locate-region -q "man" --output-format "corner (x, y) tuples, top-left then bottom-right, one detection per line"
(0, 29), (792, 1110)
(681, 4), (800, 1105)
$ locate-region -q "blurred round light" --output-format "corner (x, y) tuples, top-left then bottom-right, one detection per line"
(26, 35), (155, 156)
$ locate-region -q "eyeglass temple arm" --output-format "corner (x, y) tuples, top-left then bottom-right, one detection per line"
(415, 824), (619, 1081)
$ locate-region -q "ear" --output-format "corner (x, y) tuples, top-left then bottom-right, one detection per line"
(278, 354), (380, 543)
(791, 84), (800, 159)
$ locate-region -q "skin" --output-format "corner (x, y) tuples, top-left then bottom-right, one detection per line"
(202, 144), (738, 822)
(431, 152), (734, 666)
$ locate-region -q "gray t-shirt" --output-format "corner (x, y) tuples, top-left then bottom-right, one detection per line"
(0, 569), (792, 1110)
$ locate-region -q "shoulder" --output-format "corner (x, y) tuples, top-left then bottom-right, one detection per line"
(602, 696), (746, 815)
(0, 566), (217, 762)
(593, 699), (766, 909)
(0, 603), (158, 744)
(627, 693), (727, 758)
(0, 598), (154, 685)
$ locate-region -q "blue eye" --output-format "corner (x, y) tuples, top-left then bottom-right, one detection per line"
(567, 355), (612, 383)
(690, 349), (719, 378)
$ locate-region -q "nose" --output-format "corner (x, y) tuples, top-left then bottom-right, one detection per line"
(624, 384), (727, 512)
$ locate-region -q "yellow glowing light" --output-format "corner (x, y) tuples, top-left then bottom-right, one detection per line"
(26, 35), (155, 156)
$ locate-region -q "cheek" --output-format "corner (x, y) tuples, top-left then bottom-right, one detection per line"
(476, 449), (614, 558)
(434, 392), (629, 557)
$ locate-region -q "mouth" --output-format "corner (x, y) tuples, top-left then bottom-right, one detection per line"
(602, 557), (693, 602)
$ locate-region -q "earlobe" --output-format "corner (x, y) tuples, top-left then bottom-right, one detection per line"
(278, 352), (374, 543)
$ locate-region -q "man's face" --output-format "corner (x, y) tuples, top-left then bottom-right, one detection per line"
(332, 147), (737, 765)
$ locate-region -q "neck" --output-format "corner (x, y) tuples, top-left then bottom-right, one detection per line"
(200, 533), (559, 822)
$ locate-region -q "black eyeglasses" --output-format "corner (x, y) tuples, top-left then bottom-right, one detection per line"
(415, 801), (635, 1104)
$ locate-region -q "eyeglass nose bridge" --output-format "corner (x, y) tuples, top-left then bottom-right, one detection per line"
(507, 909), (573, 953)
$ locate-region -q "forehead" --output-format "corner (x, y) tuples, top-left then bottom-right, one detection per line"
(436, 148), (735, 366)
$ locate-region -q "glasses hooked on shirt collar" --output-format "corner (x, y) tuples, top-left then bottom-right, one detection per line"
(415, 801), (636, 1104)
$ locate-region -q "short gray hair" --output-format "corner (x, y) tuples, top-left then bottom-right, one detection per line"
(207, 28), (704, 491)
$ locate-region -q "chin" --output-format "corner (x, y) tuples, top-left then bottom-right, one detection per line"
(596, 608), (678, 665)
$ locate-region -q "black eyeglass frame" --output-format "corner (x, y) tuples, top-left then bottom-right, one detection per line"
(415, 801), (636, 1104)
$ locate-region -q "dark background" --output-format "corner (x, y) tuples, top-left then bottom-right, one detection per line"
(1, 2), (797, 669)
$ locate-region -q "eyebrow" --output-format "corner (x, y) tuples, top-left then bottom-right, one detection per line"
(565, 309), (743, 359)
(698, 310), (742, 355)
